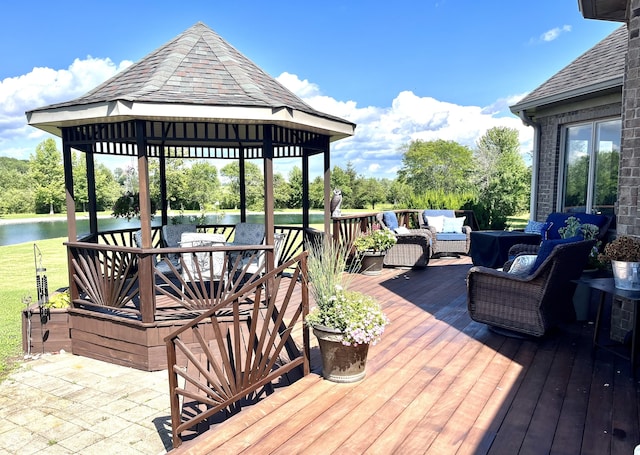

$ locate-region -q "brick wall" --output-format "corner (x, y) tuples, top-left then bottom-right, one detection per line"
(619, 0), (640, 234)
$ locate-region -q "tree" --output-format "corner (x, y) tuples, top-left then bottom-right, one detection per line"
(397, 139), (474, 194)
(164, 158), (189, 211)
(287, 166), (304, 208)
(386, 180), (412, 207)
(472, 127), (529, 229)
(308, 176), (325, 209)
(29, 139), (65, 214)
(188, 161), (220, 211)
(356, 177), (387, 210)
(273, 173), (291, 209)
(220, 161), (264, 210)
(330, 163), (358, 209)
(0, 157), (32, 214)
(94, 163), (121, 211)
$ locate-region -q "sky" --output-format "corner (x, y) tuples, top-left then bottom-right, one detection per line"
(0, 0), (622, 180)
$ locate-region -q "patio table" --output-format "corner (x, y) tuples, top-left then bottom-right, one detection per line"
(469, 230), (540, 268)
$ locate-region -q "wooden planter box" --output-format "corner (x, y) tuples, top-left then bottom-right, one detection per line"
(22, 304), (71, 354)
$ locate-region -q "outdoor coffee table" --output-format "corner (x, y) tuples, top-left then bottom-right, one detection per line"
(469, 230), (540, 268)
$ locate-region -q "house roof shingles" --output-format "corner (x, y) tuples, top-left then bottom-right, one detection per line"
(511, 25), (626, 114)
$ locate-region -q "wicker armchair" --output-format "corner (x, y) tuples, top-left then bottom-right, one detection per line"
(467, 240), (595, 337)
(375, 213), (431, 268)
(419, 209), (471, 257)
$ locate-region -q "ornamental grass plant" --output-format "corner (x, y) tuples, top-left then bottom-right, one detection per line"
(305, 237), (389, 346)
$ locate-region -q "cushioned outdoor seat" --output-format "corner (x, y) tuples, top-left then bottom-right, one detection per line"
(376, 212), (431, 268)
(467, 239), (595, 337)
(420, 209), (471, 257)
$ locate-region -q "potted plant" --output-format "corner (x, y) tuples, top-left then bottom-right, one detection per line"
(558, 216), (602, 271)
(112, 192), (156, 221)
(305, 238), (390, 382)
(598, 235), (640, 290)
(353, 225), (397, 276)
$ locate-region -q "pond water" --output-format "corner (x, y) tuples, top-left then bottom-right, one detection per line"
(0, 213), (325, 246)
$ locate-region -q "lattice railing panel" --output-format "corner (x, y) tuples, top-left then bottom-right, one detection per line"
(69, 246), (139, 310)
(166, 253), (309, 448)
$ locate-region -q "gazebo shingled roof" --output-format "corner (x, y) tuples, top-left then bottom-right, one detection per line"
(27, 21), (355, 141)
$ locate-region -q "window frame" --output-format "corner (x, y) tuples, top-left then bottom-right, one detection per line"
(558, 117), (621, 215)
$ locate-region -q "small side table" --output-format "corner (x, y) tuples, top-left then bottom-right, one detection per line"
(578, 277), (640, 376)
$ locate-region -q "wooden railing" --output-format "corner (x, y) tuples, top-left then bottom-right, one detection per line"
(331, 209), (423, 247)
(165, 252), (309, 448)
(67, 225), (314, 324)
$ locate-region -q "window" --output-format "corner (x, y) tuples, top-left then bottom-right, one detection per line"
(561, 118), (620, 215)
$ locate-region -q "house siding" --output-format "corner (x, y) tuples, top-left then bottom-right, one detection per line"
(620, 0), (640, 235)
(532, 102), (621, 221)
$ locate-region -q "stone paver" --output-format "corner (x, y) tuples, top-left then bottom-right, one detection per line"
(0, 352), (172, 454)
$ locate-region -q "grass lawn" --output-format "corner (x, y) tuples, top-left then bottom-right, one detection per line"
(0, 237), (69, 381)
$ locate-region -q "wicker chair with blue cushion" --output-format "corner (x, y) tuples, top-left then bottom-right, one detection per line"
(375, 212), (431, 268)
(420, 209), (471, 257)
(467, 239), (595, 337)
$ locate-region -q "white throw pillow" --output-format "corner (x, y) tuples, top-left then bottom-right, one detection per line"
(507, 254), (537, 275)
(426, 215), (445, 233)
(394, 226), (410, 234)
(442, 216), (465, 233)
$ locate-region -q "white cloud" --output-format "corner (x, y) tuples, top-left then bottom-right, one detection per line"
(277, 73), (533, 179)
(540, 25), (572, 42)
(0, 56), (132, 151)
(0, 62), (533, 183)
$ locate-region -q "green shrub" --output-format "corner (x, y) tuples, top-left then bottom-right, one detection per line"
(400, 190), (476, 211)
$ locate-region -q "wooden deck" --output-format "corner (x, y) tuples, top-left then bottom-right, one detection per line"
(170, 256), (640, 454)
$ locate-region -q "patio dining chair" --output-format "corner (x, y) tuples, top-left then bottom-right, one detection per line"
(237, 232), (286, 276)
(133, 230), (176, 276)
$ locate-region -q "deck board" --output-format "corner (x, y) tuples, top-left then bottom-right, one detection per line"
(169, 256), (640, 454)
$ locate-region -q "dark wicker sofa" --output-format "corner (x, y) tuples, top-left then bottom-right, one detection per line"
(376, 212), (431, 268)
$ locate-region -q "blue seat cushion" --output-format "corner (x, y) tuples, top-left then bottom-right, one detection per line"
(382, 211), (399, 230)
(524, 220), (545, 234)
(530, 236), (582, 273)
(436, 232), (467, 241)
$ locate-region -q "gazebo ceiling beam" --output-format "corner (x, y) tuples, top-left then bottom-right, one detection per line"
(60, 121), (329, 159)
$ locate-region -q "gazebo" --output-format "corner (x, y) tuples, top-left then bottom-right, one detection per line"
(25, 22), (355, 371)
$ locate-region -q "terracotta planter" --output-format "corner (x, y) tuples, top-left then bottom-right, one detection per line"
(313, 325), (369, 383)
(360, 251), (385, 276)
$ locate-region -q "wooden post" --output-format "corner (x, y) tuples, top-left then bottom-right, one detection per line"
(263, 126), (275, 277)
(136, 120), (155, 323)
(323, 136), (331, 238)
(61, 136), (79, 301)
